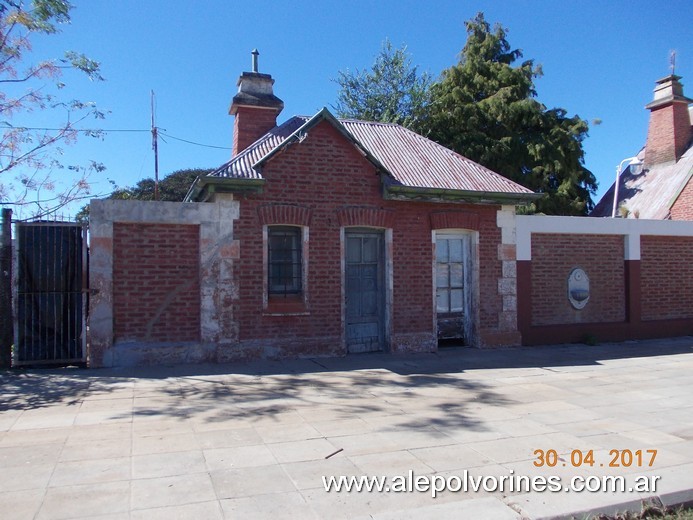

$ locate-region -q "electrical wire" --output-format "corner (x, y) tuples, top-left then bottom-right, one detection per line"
(0, 125), (149, 132)
(158, 131), (230, 150)
(1, 124), (232, 149)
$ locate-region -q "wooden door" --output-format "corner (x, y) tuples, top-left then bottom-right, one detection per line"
(345, 230), (385, 353)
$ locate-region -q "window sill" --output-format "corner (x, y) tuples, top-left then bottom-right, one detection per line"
(264, 296), (309, 316)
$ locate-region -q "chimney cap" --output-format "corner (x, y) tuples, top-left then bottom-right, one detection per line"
(645, 74), (693, 110)
(229, 53), (284, 116)
(654, 74), (682, 85)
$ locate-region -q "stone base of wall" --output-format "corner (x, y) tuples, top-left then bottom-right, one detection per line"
(480, 330), (522, 348)
(96, 334), (449, 367)
(104, 342), (219, 367)
(220, 336), (346, 363)
(88, 342), (107, 368)
(390, 333), (437, 354)
(97, 337), (350, 367)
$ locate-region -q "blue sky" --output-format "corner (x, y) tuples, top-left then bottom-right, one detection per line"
(10, 0), (693, 216)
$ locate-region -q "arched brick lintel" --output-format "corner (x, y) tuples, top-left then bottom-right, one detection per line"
(430, 211), (480, 231)
(337, 207), (395, 228)
(257, 204), (312, 226)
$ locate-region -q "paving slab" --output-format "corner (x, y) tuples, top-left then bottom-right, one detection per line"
(130, 501), (224, 520)
(130, 473), (217, 510)
(37, 481), (131, 520)
(210, 464), (297, 498)
(0, 337), (692, 519)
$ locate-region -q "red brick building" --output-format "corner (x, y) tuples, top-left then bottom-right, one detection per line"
(591, 74), (693, 219)
(184, 61), (538, 359)
(87, 62), (693, 367)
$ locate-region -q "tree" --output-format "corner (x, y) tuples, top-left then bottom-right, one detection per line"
(113, 168), (209, 202)
(0, 0), (105, 217)
(75, 168), (212, 223)
(426, 13), (597, 215)
(333, 39), (431, 132)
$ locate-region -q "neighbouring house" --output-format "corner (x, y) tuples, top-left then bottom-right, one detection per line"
(591, 74), (693, 219)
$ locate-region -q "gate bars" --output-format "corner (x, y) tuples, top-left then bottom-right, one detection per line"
(13, 221), (88, 366)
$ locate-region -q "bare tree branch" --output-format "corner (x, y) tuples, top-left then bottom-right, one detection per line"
(0, 0), (106, 215)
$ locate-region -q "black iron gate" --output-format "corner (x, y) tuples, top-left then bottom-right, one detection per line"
(14, 221), (87, 365)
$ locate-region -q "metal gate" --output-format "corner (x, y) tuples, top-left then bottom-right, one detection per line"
(14, 222), (87, 365)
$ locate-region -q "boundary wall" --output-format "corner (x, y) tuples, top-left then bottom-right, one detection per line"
(517, 216), (693, 345)
(89, 199), (239, 367)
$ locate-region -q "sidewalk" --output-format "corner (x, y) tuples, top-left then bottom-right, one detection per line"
(1, 337), (693, 519)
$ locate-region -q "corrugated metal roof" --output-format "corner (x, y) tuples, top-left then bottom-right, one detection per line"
(207, 109), (533, 196)
(591, 145), (693, 219)
(211, 116), (305, 180)
(341, 119), (531, 194)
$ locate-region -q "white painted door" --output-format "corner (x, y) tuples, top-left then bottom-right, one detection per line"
(435, 234), (471, 342)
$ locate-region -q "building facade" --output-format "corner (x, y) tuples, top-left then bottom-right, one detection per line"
(88, 59), (539, 366)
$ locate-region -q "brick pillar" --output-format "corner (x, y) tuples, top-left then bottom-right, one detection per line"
(493, 205), (522, 346)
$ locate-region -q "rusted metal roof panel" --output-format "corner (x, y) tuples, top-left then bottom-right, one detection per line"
(340, 119), (532, 194)
(207, 111), (533, 196)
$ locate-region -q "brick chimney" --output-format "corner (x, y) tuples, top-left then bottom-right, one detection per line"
(229, 49), (284, 156)
(643, 75), (693, 167)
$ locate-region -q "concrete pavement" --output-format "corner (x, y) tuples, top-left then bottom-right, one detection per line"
(1, 337), (693, 519)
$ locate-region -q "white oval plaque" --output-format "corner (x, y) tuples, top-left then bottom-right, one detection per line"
(568, 268), (590, 309)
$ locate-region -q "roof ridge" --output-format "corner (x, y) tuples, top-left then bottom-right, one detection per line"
(339, 118), (401, 127)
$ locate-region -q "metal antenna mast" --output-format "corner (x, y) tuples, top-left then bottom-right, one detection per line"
(151, 90), (159, 201)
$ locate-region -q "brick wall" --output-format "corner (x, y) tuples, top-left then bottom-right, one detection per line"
(641, 235), (693, 320)
(232, 106), (280, 156)
(113, 223), (200, 343)
(517, 216), (693, 345)
(530, 234), (625, 326)
(645, 104), (692, 166)
(670, 177), (693, 220)
(229, 120), (504, 355)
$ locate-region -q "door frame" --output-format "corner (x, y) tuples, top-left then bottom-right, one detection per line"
(433, 229), (480, 347)
(341, 227), (392, 353)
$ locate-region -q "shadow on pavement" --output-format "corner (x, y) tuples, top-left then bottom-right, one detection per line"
(1, 337), (691, 433)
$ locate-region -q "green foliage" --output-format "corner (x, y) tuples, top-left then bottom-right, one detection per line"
(333, 39), (432, 132)
(75, 168), (212, 223)
(426, 13), (597, 215)
(118, 168), (209, 202)
(0, 0), (105, 216)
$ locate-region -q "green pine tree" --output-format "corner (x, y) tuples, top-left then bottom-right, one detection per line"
(333, 39), (432, 132)
(426, 13), (597, 215)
